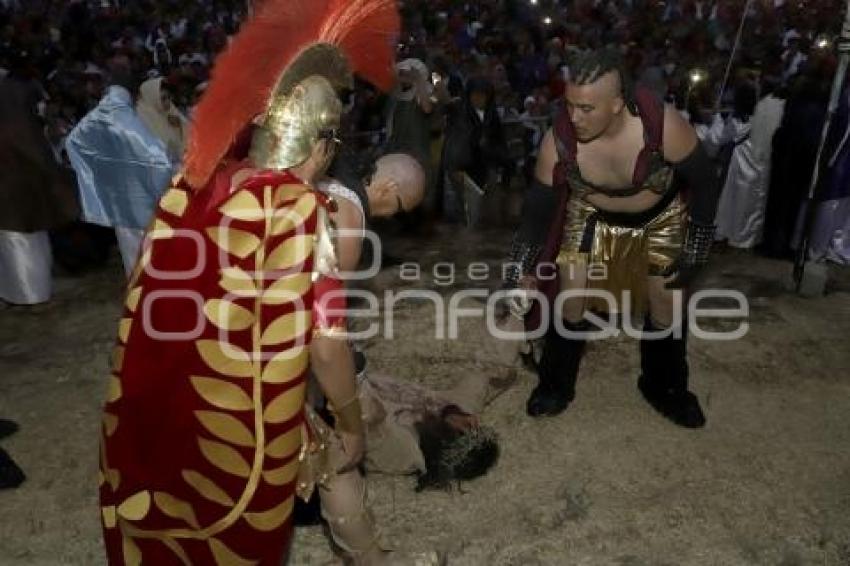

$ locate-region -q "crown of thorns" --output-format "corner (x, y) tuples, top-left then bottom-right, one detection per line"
(417, 425), (500, 491)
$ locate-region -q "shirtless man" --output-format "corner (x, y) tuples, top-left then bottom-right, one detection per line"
(512, 48), (720, 428)
(303, 153), (449, 565)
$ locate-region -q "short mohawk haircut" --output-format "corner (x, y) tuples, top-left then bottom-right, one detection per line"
(569, 46), (637, 113)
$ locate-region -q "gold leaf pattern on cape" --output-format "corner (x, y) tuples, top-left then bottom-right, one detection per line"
(106, 468), (121, 491)
(153, 492), (200, 529)
(204, 299), (255, 332)
(264, 234), (314, 272)
(274, 184), (309, 207)
(117, 490), (151, 521)
(125, 287), (142, 313)
(206, 227), (261, 260)
(262, 459), (299, 487)
(270, 193), (317, 236)
(190, 376), (253, 411)
(243, 495), (294, 532)
(106, 376), (122, 403)
(196, 340), (253, 379)
(265, 427), (302, 460)
(219, 267), (258, 297)
(135, 246), (153, 272)
(101, 505), (117, 529)
(198, 438), (252, 478)
(260, 311), (311, 346)
(195, 411), (256, 448)
(150, 218), (175, 240)
(219, 190), (264, 221)
(209, 538), (256, 566)
(262, 274), (312, 306)
(118, 318), (132, 344)
(103, 413), (118, 437)
(264, 383), (306, 425)
(160, 187), (189, 217)
(98, 469), (105, 487)
(182, 470), (235, 507)
(127, 247), (151, 287)
(261, 347), (309, 384)
(122, 536), (142, 566)
(111, 346), (125, 373)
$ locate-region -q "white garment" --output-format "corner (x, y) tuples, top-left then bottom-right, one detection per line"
(808, 197), (850, 265)
(716, 118), (767, 248)
(115, 227), (145, 277)
(317, 179), (366, 238)
(718, 96), (785, 248)
(782, 51), (807, 82)
(698, 113), (731, 156)
(0, 230), (52, 305)
(703, 113), (774, 248)
(750, 95), (786, 164)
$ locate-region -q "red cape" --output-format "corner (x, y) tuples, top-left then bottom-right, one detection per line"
(100, 165), (321, 565)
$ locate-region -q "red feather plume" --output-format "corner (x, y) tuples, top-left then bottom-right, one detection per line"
(183, 0), (400, 190)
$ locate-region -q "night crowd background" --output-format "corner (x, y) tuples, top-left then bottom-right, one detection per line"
(0, 0), (848, 270)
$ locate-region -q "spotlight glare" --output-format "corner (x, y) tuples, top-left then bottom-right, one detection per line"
(689, 69), (706, 84)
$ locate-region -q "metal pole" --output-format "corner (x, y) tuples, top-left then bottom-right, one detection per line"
(715, 0), (756, 111)
(793, 9), (850, 292)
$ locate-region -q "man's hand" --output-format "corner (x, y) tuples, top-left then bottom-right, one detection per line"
(664, 222), (716, 290)
(662, 258), (703, 290)
(335, 429), (366, 475)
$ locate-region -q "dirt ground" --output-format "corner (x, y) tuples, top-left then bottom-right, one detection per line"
(1, 226), (849, 565)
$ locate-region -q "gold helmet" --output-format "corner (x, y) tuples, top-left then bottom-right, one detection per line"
(250, 44), (350, 170)
(183, 0), (400, 189)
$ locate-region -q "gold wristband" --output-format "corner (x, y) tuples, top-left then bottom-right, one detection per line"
(331, 397), (364, 435)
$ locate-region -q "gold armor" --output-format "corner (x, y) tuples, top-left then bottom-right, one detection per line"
(557, 163), (685, 315)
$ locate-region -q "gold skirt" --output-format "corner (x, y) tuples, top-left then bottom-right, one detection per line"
(556, 193), (685, 315)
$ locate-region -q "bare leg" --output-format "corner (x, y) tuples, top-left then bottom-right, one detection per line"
(319, 435), (441, 565)
(319, 465), (385, 564)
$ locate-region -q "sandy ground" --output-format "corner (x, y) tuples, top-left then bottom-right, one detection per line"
(1, 226), (849, 566)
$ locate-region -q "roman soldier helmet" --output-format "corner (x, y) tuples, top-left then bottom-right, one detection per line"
(182, 0), (401, 189)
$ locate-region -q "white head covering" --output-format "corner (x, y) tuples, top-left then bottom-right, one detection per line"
(395, 58), (431, 102)
(136, 78), (188, 163)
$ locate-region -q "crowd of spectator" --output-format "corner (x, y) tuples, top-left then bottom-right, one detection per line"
(0, 0), (846, 241)
(2, 0), (844, 147)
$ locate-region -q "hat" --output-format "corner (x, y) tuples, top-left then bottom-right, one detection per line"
(396, 58), (429, 79)
(183, 0), (400, 189)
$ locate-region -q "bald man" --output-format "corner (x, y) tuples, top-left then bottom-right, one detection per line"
(324, 151), (425, 273)
(366, 152), (426, 217)
(512, 48), (721, 428)
(301, 153), (440, 563)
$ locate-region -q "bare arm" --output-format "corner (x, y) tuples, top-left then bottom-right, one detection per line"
(662, 104), (700, 164)
(534, 128), (558, 185)
(310, 337), (363, 473)
(330, 197), (364, 273)
(660, 105), (721, 289)
(311, 337), (358, 409)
